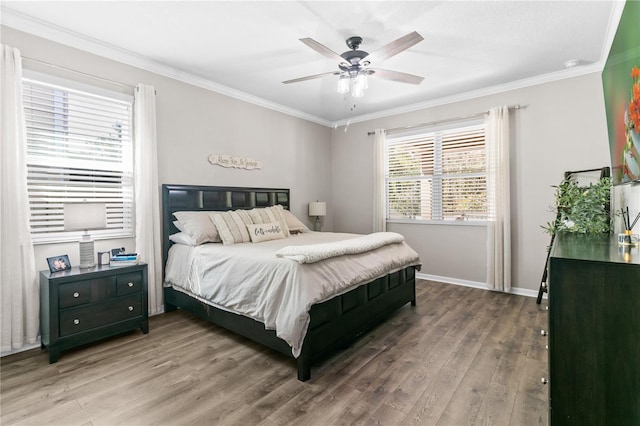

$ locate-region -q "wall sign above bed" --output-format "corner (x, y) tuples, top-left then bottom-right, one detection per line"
(208, 154), (263, 170)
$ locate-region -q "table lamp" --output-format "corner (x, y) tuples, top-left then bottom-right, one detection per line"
(308, 201), (326, 232)
(64, 203), (107, 269)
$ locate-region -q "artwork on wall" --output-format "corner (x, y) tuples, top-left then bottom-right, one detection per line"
(208, 154), (263, 170)
(601, 0), (640, 185)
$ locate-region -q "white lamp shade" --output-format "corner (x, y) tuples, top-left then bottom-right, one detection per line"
(64, 203), (107, 231)
(309, 201), (326, 217)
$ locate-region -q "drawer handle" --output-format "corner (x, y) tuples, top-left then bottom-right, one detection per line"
(73, 319), (80, 325)
(128, 306), (134, 311)
(73, 292), (79, 298)
(128, 282), (134, 288)
(540, 329), (548, 337)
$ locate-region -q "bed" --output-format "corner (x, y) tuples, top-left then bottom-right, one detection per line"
(162, 184), (420, 381)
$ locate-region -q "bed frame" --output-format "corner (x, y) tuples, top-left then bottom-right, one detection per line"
(161, 184), (417, 381)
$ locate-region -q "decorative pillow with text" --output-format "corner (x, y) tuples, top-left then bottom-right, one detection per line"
(247, 206), (290, 237)
(246, 222), (286, 243)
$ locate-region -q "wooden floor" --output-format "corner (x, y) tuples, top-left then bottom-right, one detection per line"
(1, 280), (549, 425)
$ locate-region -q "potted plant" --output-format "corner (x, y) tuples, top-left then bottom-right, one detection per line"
(543, 176), (613, 235)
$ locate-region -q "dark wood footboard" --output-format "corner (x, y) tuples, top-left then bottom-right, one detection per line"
(164, 265), (416, 381)
(297, 265), (416, 380)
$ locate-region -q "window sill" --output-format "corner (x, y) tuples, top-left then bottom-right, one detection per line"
(387, 219), (488, 227)
(32, 234), (135, 246)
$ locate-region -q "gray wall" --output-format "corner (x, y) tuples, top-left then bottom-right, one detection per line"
(331, 73), (614, 293)
(2, 26), (332, 272)
(4, 25), (638, 293)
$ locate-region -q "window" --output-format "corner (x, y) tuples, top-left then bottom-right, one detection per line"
(385, 121), (487, 222)
(23, 78), (134, 243)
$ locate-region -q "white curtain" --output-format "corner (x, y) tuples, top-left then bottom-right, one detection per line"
(134, 84), (163, 315)
(1, 45), (39, 351)
(486, 105), (511, 292)
(373, 129), (387, 232)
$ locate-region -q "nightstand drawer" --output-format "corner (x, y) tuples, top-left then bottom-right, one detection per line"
(116, 272), (143, 295)
(59, 281), (93, 307)
(59, 277), (116, 308)
(59, 295), (142, 337)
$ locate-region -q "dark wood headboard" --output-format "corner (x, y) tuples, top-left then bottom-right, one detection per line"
(161, 184), (290, 276)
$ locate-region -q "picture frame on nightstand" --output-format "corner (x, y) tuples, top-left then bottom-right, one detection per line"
(46, 255), (71, 273)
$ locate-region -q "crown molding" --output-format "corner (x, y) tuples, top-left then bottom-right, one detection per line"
(332, 62), (605, 128)
(0, 6), (333, 127)
(599, 0), (626, 64)
(2, 3), (624, 130)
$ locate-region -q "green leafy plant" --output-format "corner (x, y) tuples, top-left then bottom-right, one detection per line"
(543, 177), (613, 235)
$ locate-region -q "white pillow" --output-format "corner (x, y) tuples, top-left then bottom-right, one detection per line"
(247, 206), (290, 237)
(209, 210), (253, 245)
(169, 232), (196, 246)
(279, 207), (310, 233)
(173, 211), (221, 245)
(247, 222), (286, 243)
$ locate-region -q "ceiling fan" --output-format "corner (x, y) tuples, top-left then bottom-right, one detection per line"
(283, 31), (425, 97)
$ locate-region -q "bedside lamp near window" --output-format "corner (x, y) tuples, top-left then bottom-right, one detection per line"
(308, 201), (326, 232)
(64, 203), (107, 269)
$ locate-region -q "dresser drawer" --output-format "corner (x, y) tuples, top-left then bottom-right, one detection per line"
(59, 294), (142, 336)
(116, 272), (143, 295)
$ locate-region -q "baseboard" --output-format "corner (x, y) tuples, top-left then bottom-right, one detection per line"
(416, 272), (546, 299)
(1, 341), (41, 358)
(1, 310), (165, 358)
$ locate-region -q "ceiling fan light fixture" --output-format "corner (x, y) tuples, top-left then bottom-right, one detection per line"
(355, 72), (368, 90)
(352, 80), (365, 98)
(291, 32), (424, 99)
(337, 74), (350, 94)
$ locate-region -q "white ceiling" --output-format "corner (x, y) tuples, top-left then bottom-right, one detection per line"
(0, 1), (623, 126)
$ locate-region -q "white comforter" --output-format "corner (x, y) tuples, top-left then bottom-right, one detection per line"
(275, 232), (405, 263)
(164, 232), (421, 357)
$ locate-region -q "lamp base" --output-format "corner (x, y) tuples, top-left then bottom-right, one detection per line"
(78, 238), (95, 269)
(314, 216), (321, 232)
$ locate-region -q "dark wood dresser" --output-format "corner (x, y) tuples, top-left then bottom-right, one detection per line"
(40, 263), (148, 363)
(548, 233), (640, 425)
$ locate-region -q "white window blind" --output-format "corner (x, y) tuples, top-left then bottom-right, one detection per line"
(23, 78), (134, 243)
(386, 122), (487, 221)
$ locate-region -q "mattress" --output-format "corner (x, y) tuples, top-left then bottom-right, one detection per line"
(164, 231), (421, 356)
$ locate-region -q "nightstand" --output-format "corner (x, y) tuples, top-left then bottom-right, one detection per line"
(40, 263), (148, 363)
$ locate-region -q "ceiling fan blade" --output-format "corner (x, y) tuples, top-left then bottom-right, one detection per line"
(299, 38), (347, 64)
(282, 71), (340, 84)
(369, 68), (424, 85)
(362, 31), (424, 64)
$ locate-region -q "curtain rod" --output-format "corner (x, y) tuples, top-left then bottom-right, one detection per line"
(22, 56), (136, 90)
(367, 104), (523, 136)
